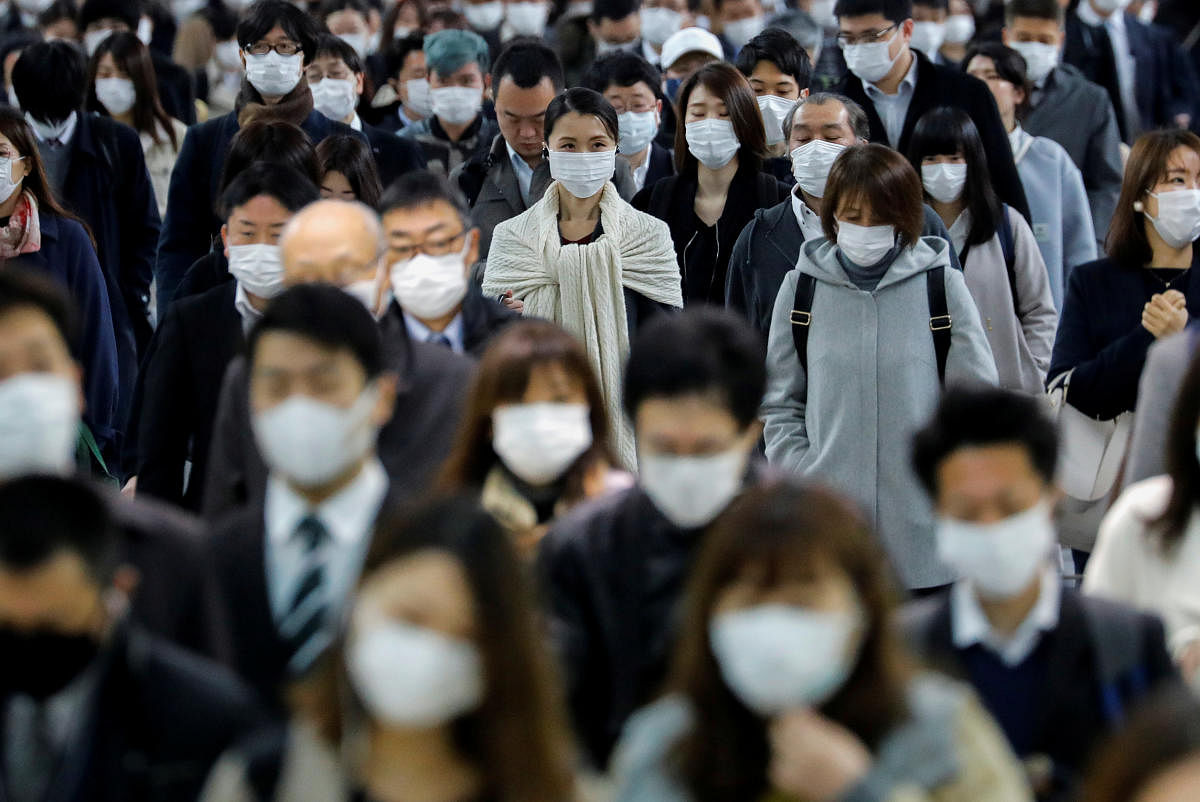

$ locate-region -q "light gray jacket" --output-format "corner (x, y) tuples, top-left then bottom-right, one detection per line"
(762, 238), (998, 589)
(1125, 329), (1199, 484)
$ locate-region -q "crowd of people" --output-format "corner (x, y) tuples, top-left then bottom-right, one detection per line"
(1, 0), (1200, 798)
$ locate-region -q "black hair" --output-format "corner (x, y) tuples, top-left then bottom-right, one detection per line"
(0, 266), (77, 353)
(11, 41), (87, 124)
(0, 476), (119, 582)
(37, 0), (77, 28)
(315, 31), (366, 75)
(237, 0), (322, 65)
(88, 32), (179, 151)
(624, 308), (767, 428)
(248, 284), (385, 379)
(318, 0), (371, 18)
(907, 106), (1002, 249)
(217, 119), (322, 200)
(1006, 0), (1064, 25)
(590, 0), (639, 23)
(581, 50), (663, 101)
(207, 3), (239, 41)
(378, 168), (469, 221)
(317, 134), (383, 208)
(734, 27), (814, 91)
(78, 0), (140, 31)
(911, 386), (1059, 497)
(963, 41), (1032, 121)
(913, 0), (948, 9)
(218, 162), (321, 220)
(833, 0), (913, 23)
(492, 39), (564, 93)
(544, 87), (619, 144)
(384, 31), (426, 81)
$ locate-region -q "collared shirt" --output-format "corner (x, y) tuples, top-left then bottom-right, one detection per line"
(506, 140), (537, 206)
(397, 105), (420, 129)
(951, 564), (1062, 667)
(30, 110), (78, 147)
(263, 458), (388, 626)
(348, 112), (363, 132)
(403, 308), (466, 353)
(1077, 1), (1138, 135)
(234, 282), (263, 336)
(863, 52), (919, 147)
(790, 188), (825, 241)
(631, 151), (651, 192)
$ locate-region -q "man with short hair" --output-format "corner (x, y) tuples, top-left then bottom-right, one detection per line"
(910, 0), (955, 65)
(374, 33), (430, 134)
(639, 0), (693, 67)
(713, 0), (767, 55)
(563, 0), (643, 87)
(735, 27), (813, 174)
(583, 51), (674, 192)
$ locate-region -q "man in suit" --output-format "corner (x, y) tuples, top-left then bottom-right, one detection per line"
(208, 285), (404, 706)
(0, 475), (262, 801)
(202, 200), (475, 521)
(584, 51), (675, 193)
(835, 0), (1030, 220)
(308, 34), (427, 189)
(904, 387), (1179, 801)
(1004, 0), (1123, 247)
(129, 164), (320, 514)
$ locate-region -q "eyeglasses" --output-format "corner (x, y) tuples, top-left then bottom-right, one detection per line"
(836, 23), (898, 48)
(244, 40), (302, 56)
(389, 229), (467, 262)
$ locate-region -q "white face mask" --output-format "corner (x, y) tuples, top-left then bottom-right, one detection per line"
(686, 118), (740, 170)
(943, 13), (975, 44)
(463, 0), (504, 29)
(403, 78), (433, 118)
(15, 0), (52, 13)
(0, 373), (79, 480)
(790, 139), (846, 198)
(1092, 0), (1131, 13)
(841, 28), (900, 84)
(228, 243), (286, 300)
(723, 14), (765, 49)
(836, 219), (896, 266)
(641, 7), (682, 45)
(431, 85), (483, 126)
(936, 499), (1055, 599)
(83, 29), (113, 57)
(252, 384), (381, 488)
(389, 239), (471, 321)
(215, 40), (244, 72)
(1146, 189), (1200, 249)
(909, 21), (946, 57)
(710, 603), (864, 716)
(757, 95), (794, 147)
(505, 1), (550, 36)
(595, 38), (640, 56)
(922, 162), (968, 204)
(548, 148), (616, 199)
(1138, 0), (1157, 24)
(1009, 40), (1058, 84)
(137, 16), (154, 46)
(639, 446), (748, 528)
(25, 111), (73, 143)
(171, 0), (206, 20)
(343, 279), (384, 317)
(338, 31), (370, 59)
(808, 0), (836, 27)
(0, 155), (25, 204)
(394, 25), (414, 39)
(618, 110), (658, 156)
(245, 50), (304, 97)
(347, 614), (484, 727)
(95, 77), (137, 117)
(311, 77), (359, 122)
(492, 402), (593, 485)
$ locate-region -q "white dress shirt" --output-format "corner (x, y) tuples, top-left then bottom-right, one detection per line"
(1077, 0), (1139, 135)
(403, 308), (466, 353)
(234, 283), (263, 336)
(864, 52), (919, 147)
(790, 189), (825, 241)
(506, 140), (537, 206)
(631, 149), (651, 192)
(951, 564), (1062, 667)
(348, 112), (363, 132)
(29, 110), (78, 146)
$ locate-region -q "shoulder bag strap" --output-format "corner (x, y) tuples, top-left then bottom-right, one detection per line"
(926, 266), (951, 385)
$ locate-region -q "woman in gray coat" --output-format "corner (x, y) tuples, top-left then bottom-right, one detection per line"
(761, 144), (998, 592)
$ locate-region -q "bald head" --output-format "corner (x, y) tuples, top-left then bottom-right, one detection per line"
(279, 200), (385, 288)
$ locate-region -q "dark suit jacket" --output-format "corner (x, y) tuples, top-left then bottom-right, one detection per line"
(152, 49), (196, 126)
(838, 49), (1030, 220)
(394, 283), (518, 356)
(642, 141), (674, 190)
(362, 119), (426, 189)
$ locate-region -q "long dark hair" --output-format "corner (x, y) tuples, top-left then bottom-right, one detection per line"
(673, 61), (766, 176)
(316, 134), (383, 208)
(0, 108), (90, 237)
(543, 87), (619, 144)
(666, 480), (912, 802)
(907, 106), (1002, 249)
(1108, 129), (1200, 268)
(87, 32), (179, 151)
(1153, 346), (1200, 549)
(217, 120), (322, 201)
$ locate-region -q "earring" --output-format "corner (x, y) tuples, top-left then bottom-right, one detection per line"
(1133, 200), (1144, 212)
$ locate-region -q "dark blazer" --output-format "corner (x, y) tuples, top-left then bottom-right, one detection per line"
(154, 108), (360, 315)
(362, 119), (426, 189)
(130, 281), (242, 512)
(1048, 255), (1200, 419)
(152, 49), (196, 126)
(174, 248), (229, 303)
(642, 141), (674, 191)
(838, 49), (1030, 221)
(395, 283), (518, 356)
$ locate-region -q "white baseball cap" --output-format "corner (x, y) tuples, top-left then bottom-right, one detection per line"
(660, 27), (724, 73)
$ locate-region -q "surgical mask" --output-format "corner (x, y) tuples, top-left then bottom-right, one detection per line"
(338, 31), (370, 59)
(347, 616), (484, 727)
(505, 1), (550, 36)
(0, 154), (24, 203)
(836, 219), (895, 266)
(394, 25), (414, 38)
(710, 603), (864, 716)
(137, 16), (153, 45)
(343, 279), (383, 317)
(922, 162), (968, 204)
(944, 13), (975, 44)
(404, 78), (433, 118)
(492, 402), (593, 485)
(252, 384), (381, 488)
(1138, 0), (1157, 24)
(0, 628), (101, 701)
(83, 29), (113, 57)
(463, 0), (504, 29)
(389, 240), (471, 320)
(1146, 190), (1200, 249)
(548, 148), (616, 199)
(1009, 40), (1058, 84)
(665, 77), (682, 101)
(723, 15), (765, 49)
(686, 119), (740, 170)
(227, 243), (285, 300)
(25, 111), (73, 143)
(215, 40), (244, 72)
(95, 77), (136, 117)
(0, 374), (78, 479)
(244, 50), (303, 97)
(171, 0), (206, 19)
(595, 38), (640, 56)
(1092, 0), (1130, 12)
(431, 86), (482, 125)
(311, 77), (359, 122)
(841, 29), (900, 84)
(808, 0), (836, 27)
(790, 139), (845, 198)
(618, 110), (658, 156)
(757, 94), (794, 147)
(910, 21), (946, 57)
(15, 0), (53, 13)
(641, 7), (682, 45)
(937, 499), (1055, 599)
(639, 447), (747, 529)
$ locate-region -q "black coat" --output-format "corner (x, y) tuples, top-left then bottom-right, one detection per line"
(362, 119), (426, 189)
(642, 141), (674, 191)
(838, 49), (1031, 221)
(152, 49), (196, 126)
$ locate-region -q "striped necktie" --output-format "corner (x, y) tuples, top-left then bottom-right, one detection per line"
(279, 514), (331, 675)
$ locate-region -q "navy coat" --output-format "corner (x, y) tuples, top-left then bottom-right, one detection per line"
(361, 119), (426, 189)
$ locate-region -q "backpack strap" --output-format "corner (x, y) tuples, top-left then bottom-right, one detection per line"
(998, 204), (1020, 314)
(790, 272), (818, 376)
(926, 266), (951, 385)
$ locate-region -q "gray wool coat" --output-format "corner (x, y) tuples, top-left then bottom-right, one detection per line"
(762, 237), (999, 589)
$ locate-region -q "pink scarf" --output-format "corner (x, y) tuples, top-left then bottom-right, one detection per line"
(0, 191), (41, 260)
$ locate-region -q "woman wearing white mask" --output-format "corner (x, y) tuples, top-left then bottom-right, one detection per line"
(908, 106), (1056, 394)
(484, 88), (683, 469)
(635, 62), (789, 306)
(87, 32), (187, 217)
(200, 496), (580, 802)
(316, 134), (384, 207)
(613, 480), (1031, 802)
(762, 144), (997, 592)
(439, 320), (631, 556)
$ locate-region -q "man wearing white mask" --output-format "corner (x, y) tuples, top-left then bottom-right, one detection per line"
(734, 28), (812, 179)
(906, 386), (1179, 801)
(319, 0), (374, 60)
(374, 33), (431, 134)
(502, 0), (553, 41)
(639, 0), (693, 66)
(911, 0), (956, 65)
(583, 51), (674, 192)
(538, 308), (768, 771)
(714, 0), (768, 55)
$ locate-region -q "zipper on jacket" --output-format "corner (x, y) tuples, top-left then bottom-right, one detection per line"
(681, 230), (700, 296)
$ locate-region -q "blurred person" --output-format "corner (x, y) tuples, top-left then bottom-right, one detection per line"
(1125, 323), (1200, 485)
(317, 134), (384, 206)
(372, 32), (430, 133)
(910, 0), (954, 65)
(0, 32), (37, 109)
(318, 0), (374, 61)
(639, 0), (693, 67)
(197, 5), (245, 118)
(561, 0), (642, 87)
(939, 0), (976, 64)
(713, 0), (768, 55)
(582, 51), (674, 193)
(647, 26), (724, 151)
(36, 0), (78, 41)
(499, 0), (553, 42)
(734, 26), (812, 183)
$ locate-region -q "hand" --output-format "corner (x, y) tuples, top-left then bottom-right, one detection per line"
(1162, 289), (1187, 310)
(1143, 293), (1188, 339)
(499, 290), (524, 315)
(1179, 640), (1200, 683)
(1175, 113), (1192, 130)
(121, 475), (137, 499)
(768, 709), (872, 802)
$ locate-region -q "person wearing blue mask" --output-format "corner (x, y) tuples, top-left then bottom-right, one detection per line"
(583, 50), (674, 192)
